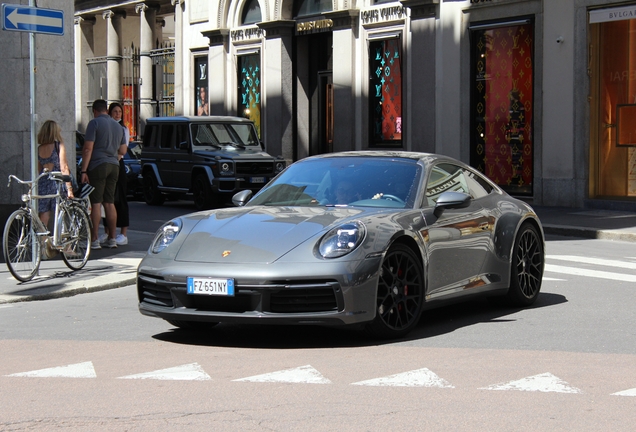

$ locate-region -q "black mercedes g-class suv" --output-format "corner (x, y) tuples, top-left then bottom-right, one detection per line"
(140, 116), (285, 210)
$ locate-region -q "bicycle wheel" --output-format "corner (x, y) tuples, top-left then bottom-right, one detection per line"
(3, 209), (41, 282)
(60, 204), (91, 271)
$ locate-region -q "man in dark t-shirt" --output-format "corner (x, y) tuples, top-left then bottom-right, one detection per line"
(80, 99), (127, 249)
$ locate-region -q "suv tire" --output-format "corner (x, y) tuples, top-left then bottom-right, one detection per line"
(193, 174), (214, 210)
(143, 171), (165, 206)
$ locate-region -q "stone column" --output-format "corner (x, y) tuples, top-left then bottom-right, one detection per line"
(325, 10), (358, 153)
(103, 10), (125, 103)
(202, 29), (228, 116)
(74, 15), (96, 130)
(257, 21), (295, 163)
(172, 0), (184, 115)
(136, 3), (158, 131)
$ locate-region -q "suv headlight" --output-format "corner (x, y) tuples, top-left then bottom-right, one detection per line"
(318, 221), (366, 258)
(150, 219), (182, 254)
(275, 161), (285, 173)
(219, 161), (234, 176)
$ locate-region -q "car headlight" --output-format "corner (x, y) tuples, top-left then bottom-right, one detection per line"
(318, 221), (366, 258)
(150, 219), (182, 254)
(275, 161), (285, 173)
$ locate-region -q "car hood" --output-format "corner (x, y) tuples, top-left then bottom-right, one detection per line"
(174, 206), (366, 264)
(193, 147), (274, 159)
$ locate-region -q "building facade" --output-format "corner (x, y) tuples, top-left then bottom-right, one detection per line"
(0, 0), (76, 227)
(74, 0), (636, 210)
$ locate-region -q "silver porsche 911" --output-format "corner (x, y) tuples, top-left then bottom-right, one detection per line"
(137, 151), (544, 338)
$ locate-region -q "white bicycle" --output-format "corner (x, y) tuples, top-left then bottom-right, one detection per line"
(3, 170), (92, 281)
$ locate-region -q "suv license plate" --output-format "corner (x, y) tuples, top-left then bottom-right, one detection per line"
(187, 277), (235, 296)
(250, 177), (266, 183)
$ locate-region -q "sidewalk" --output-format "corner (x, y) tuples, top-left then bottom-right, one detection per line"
(0, 229), (153, 305)
(0, 206), (635, 305)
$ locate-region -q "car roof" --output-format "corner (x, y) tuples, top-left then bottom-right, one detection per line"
(305, 150), (456, 166)
(145, 116), (254, 124)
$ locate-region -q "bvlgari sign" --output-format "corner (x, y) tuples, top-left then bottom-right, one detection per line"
(589, 5), (636, 24)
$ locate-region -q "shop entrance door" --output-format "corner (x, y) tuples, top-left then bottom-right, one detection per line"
(590, 19), (636, 198)
(318, 71), (334, 154)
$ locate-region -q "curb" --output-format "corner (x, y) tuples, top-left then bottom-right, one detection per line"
(0, 276), (137, 305)
(543, 224), (636, 242)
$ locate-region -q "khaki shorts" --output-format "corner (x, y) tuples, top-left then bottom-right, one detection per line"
(88, 163), (119, 204)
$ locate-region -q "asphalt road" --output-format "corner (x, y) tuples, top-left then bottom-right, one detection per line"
(0, 232), (635, 430)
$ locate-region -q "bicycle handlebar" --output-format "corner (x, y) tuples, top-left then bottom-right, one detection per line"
(7, 170), (72, 188)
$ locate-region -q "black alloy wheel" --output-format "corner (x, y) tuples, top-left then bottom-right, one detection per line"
(367, 243), (424, 339)
(143, 171), (165, 206)
(507, 222), (544, 306)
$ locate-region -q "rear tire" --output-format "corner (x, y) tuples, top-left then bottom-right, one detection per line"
(61, 205), (91, 271)
(143, 171), (165, 206)
(366, 243), (424, 339)
(506, 223), (544, 306)
(3, 209), (41, 282)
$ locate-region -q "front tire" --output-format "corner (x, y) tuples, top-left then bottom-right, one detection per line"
(3, 209), (41, 282)
(506, 222), (544, 306)
(193, 174), (215, 211)
(61, 205), (91, 271)
(143, 171), (165, 206)
(366, 243), (424, 339)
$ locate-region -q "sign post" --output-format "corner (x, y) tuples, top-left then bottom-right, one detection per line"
(2, 3), (64, 273)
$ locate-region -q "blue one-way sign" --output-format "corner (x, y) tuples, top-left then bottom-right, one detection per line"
(2, 4), (64, 36)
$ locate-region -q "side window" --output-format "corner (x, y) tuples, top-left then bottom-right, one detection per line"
(160, 124), (175, 149)
(463, 169), (494, 199)
(143, 125), (158, 148)
(425, 163), (469, 206)
(175, 124), (189, 149)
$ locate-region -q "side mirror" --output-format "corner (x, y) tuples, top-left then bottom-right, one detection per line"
(433, 191), (471, 218)
(232, 189), (253, 207)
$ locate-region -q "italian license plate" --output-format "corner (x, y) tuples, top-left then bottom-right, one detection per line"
(250, 177), (265, 184)
(187, 277), (234, 296)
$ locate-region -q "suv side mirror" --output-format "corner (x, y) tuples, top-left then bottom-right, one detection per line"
(433, 191), (471, 218)
(232, 189), (253, 207)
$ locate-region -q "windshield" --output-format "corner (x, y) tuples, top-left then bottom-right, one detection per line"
(248, 156), (422, 208)
(190, 123), (260, 147)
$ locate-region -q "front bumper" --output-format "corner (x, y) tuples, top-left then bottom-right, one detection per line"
(137, 256), (382, 326)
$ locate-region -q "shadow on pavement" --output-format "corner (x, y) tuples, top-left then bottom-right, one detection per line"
(151, 292), (567, 349)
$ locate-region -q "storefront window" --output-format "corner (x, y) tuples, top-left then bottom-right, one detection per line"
(589, 16), (636, 198)
(293, 0), (332, 18)
(237, 54), (262, 137)
(194, 56), (208, 116)
(369, 37), (402, 148)
(470, 22), (534, 196)
(241, 0), (262, 25)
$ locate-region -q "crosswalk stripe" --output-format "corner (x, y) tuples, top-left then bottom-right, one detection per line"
(612, 388), (636, 396)
(6, 361), (97, 379)
(547, 255), (636, 270)
(544, 264), (636, 282)
(481, 372), (581, 394)
(233, 365), (331, 384)
(352, 368), (454, 388)
(118, 363), (211, 381)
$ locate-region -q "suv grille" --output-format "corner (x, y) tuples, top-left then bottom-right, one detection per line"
(236, 162), (274, 175)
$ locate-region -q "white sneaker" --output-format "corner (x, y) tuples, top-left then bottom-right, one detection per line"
(103, 238), (117, 249)
(91, 240), (102, 250)
(98, 233), (109, 244)
(115, 234), (128, 245)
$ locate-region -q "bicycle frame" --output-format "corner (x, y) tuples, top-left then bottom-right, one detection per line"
(8, 170), (90, 250)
